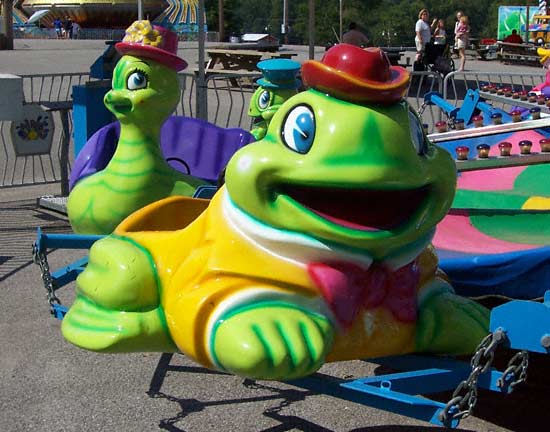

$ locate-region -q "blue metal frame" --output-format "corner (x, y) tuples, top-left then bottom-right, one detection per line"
(424, 89), (512, 126)
(490, 291), (550, 354)
(35, 227), (103, 255)
(291, 290), (550, 428)
(34, 228), (104, 319)
(424, 91), (460, 119)
(291, 353), (512, 428)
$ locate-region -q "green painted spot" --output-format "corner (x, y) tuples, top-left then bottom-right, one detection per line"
(453, 189), (527, 210)
(470, 213), (550, 244)
(515, 165), (550, 196)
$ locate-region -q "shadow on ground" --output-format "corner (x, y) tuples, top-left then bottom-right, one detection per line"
(0, 198), (71, 281)
(147, 353), (482, 432)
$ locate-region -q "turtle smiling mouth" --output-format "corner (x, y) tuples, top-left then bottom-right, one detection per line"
(279, 184), (430, 231)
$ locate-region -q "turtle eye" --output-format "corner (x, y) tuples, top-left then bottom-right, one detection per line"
(127, 71), (148, 90)
(408, 109), (428, 155)
(282, 105), (315, 154)
(258, 90), (271, 110)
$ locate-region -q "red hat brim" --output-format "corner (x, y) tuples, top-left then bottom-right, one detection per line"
(115, 42), (188, 72)
(301, 60), (409, 104)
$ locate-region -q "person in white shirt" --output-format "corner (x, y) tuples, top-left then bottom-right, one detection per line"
(415, 9), (434, 61)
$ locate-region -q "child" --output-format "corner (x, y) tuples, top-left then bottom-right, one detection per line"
(433, 19), (447, 45)
(455, 15), (470, 71)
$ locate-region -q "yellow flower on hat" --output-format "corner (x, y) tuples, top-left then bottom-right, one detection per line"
(123, 20), (163, 47)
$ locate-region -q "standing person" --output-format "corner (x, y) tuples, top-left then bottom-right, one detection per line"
(454, 11), (464, 50)
(455, 15), (470, 71)
(415, 9), (432, 61)
(63, 17), (73, 39)
(433, 19), (447, 45)
(53, 17), (63, 39)
(341, 22), (369, 47)
(72, 21), (81, 39)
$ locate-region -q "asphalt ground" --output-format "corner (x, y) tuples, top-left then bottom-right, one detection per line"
(1, 39), (549, 432)
(0, 38), (544, 75)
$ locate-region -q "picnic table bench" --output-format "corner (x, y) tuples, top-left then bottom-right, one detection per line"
(205, 49), (298, 72)
(497, 41), (540, 65)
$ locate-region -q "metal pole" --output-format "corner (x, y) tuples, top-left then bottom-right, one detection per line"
(283, 0), (289, 44)
(1, 0), (14, 50)
(308, 0), (315, 59)
(339, 0), (342, 42)
(138, 0), (143, 20)
(59, 109), (70, 196)
(218, 0), (224, 42)
(196, 0), (208, 121)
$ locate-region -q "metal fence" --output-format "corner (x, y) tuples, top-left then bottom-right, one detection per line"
(0, 73), (91, 188)
(180, 69), (444, 131)
(443, 70), (547, 107)
(14, 29), (220, 42)
(3, 68), (541, 191)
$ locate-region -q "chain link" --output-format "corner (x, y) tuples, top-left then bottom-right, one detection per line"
(417, 101), (428, 116)
(32, 243), (62, 315)
(439, 329), (506, 425)
(497, 350), (529, 392)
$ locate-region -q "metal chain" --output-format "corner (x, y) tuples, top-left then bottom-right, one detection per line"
(447, 115), (456, 130)
(32, 243), (62, 315)
(439, 329), (506, 425)
(417, 101), (428, 116)
(497, 350), (529, 392)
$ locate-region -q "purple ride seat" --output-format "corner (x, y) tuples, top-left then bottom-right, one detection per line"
(69, 116), (256, 190)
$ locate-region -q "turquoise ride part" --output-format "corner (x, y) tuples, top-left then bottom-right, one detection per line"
(248, 58), (301, 140)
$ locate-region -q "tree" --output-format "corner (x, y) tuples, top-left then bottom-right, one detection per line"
(204, 0), (540, 47)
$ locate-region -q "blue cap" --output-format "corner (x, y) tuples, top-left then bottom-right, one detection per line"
(256, 59), (301, 90)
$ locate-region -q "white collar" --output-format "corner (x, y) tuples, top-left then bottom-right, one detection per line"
(221, 191), (432, 270)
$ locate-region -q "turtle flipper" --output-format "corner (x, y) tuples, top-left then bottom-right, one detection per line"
(211, 302), (334, 380)
(416, 281), (490, 355)
(62, 236), (176, 353)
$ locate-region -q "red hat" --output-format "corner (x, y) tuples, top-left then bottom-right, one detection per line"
(301, 44), (409, 104)
(115, 20), (187, 72)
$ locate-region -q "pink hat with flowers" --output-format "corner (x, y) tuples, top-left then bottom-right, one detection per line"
(115, 20), (188, 72)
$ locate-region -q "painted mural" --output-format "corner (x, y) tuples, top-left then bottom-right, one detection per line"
(497, 5), (539, 41)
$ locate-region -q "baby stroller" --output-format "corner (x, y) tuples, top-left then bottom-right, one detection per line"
(414, 41), (455, 76)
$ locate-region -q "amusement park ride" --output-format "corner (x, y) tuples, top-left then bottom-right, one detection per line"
(498, 4), (550, 64)
(29, 21), (550, 430)
(4, 0), (201, 32)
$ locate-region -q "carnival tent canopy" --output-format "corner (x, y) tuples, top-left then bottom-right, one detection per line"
(26, 10), (51, 25)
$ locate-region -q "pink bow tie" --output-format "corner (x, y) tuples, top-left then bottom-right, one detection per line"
(307, 260), (419, 328)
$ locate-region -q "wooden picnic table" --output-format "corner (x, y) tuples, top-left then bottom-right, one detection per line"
(497, 41), (540, 65)
(205, 49), (298, 72)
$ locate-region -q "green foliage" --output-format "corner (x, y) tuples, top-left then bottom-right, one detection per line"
(206, 0), (540, 45)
